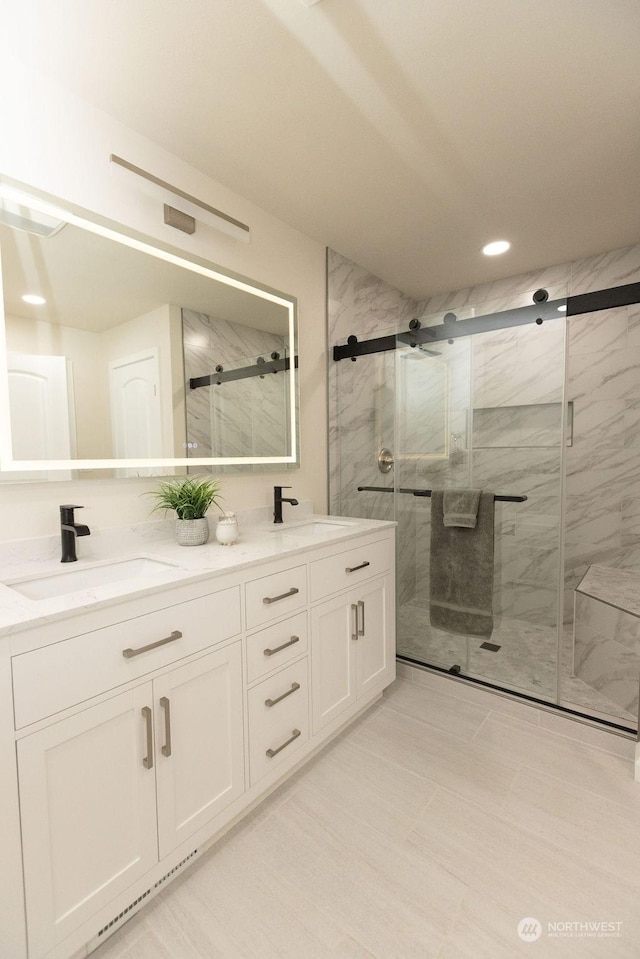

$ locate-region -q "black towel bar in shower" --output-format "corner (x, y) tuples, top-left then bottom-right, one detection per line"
(357, 486), (527, 503)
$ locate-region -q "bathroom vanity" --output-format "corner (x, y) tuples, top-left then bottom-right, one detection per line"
(0, 515), (395, 959)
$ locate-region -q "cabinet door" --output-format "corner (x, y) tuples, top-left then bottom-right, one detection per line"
(356, 574), (395, 698)
(311, 592), (358, 733)
(155, 644), (245, 859)
(17, 685), (158, 959)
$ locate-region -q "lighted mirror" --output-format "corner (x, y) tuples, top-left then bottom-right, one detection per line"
(0, 180), (298, 480)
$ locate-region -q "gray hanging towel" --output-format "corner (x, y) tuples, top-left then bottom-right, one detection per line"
(430, 489), (495, 638)
(443, 488), (482, 528)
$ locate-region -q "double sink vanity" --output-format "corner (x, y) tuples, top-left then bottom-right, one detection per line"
(0, 509), (396, 959)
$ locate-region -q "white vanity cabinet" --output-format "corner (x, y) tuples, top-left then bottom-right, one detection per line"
(13, 582), (244, 959)
(310, 537), (395, 733)
(1, 521), (395, 959)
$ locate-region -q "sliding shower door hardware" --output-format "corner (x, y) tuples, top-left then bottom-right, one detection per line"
(333, 281), (640, 361)
(190, 355), (297, 389)
(566, 281), (640, 316)
(566, 401), (575, 447)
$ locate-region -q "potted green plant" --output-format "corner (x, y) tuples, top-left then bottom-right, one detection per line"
(147, 475), (223, 546)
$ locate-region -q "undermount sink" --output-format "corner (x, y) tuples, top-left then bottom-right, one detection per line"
(4, 556), (180, 601)
(270, 520), (354, 535)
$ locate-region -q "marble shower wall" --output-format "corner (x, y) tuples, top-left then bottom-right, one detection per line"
(565, 302), (640, 617)
(328, 250), (421, 605)
(183, 309), (288, 467)
(329, 241), (640, 636)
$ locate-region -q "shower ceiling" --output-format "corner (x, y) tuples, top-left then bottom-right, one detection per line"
(3, 0), (639, 300)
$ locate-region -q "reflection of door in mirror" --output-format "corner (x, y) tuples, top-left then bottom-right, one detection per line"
(109, 349), (163, 477)
(5, 352), (74, 481)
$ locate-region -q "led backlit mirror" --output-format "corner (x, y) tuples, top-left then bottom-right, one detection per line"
(0, 180), (298, 480)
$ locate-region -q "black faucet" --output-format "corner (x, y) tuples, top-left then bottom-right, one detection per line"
(60, 505), (91, 563)
(273, 486), (299, 524)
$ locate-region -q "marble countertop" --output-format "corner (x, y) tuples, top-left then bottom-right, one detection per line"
(576, 564), (640, 618)
(0, 510), (395, 637)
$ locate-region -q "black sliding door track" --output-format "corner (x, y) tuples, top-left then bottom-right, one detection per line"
(396, 655), (637, 736)
(333, 282), (640, 361)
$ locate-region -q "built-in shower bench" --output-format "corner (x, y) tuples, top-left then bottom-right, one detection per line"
(574, 565), (640, 719)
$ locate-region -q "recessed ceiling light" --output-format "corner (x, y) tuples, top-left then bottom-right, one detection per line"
(482, 240), (511, 256)
(22, 294), (46, 305)
(557, 305), (567, 312)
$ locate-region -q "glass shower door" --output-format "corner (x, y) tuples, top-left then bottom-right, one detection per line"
(394, 306), (566, 704)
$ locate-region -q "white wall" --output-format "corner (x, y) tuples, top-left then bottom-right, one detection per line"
(0, 53), (327, 540)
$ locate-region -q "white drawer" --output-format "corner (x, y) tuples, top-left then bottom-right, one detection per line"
(12, 586), (241, 728)
(246, 611), (308, 685)
(245, 564), (307, 629)
(248, 660), (309, 785)
(309, 537), (392, 602)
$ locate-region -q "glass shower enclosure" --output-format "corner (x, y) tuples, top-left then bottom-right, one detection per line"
(332, 292), (568, 707)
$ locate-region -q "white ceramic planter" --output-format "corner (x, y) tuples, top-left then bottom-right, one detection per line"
(175, 517), (210, 546)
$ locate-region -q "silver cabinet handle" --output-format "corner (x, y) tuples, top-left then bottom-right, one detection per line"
(358, 600), (365, 637)
(266, 728), (301, 758)
(351, 603), (359, 641)
(265, 682), (300, 708)
(160, 696), (172, 757)
(345, 561), (370, 574)
(141, 706), (154, 769)
(264, 635), (300, 657)
(263, 587), (299, 605)
(123, 630), (182, 659)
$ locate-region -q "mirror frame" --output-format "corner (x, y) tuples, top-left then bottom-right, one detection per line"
(0, 177), (299, 474)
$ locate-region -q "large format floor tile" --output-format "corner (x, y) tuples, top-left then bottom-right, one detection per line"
(95, 673), (640, 959)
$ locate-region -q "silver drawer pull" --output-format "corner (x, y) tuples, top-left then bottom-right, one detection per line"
(345, 561), (370, 574)
(264, 635), (300, 657)
(265, 682), (301, 708)
(263, 587), (299, 605)
(141, 706), (154, 769)
(122, 630), (182, 659)
(160, 696), (172, 757)
(351, 603), (359, 641)
(266, 728), (301, 758)
(358, 599), (365, 637)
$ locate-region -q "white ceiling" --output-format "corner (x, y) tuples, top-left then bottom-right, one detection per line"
(5, 0), (640, 300)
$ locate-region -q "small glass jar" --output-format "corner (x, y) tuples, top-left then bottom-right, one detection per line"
(215, 511), (239, 545)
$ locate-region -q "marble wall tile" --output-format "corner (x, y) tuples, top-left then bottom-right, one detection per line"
(626, 304), (640, 348)
(568, 347), (640, 402)
(567, 307), (629, 355)
(569, 243), (640, 295)
(622, 400), (640, 446)
(473, 404), (563, 450)
(571, 398), (625, 448)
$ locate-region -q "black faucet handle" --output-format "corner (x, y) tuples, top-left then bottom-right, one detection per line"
(60, 504), (84, 511)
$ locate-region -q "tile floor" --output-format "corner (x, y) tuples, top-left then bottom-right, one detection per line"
(94, 667), (640, 959)
(398, 601), (637, 727)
